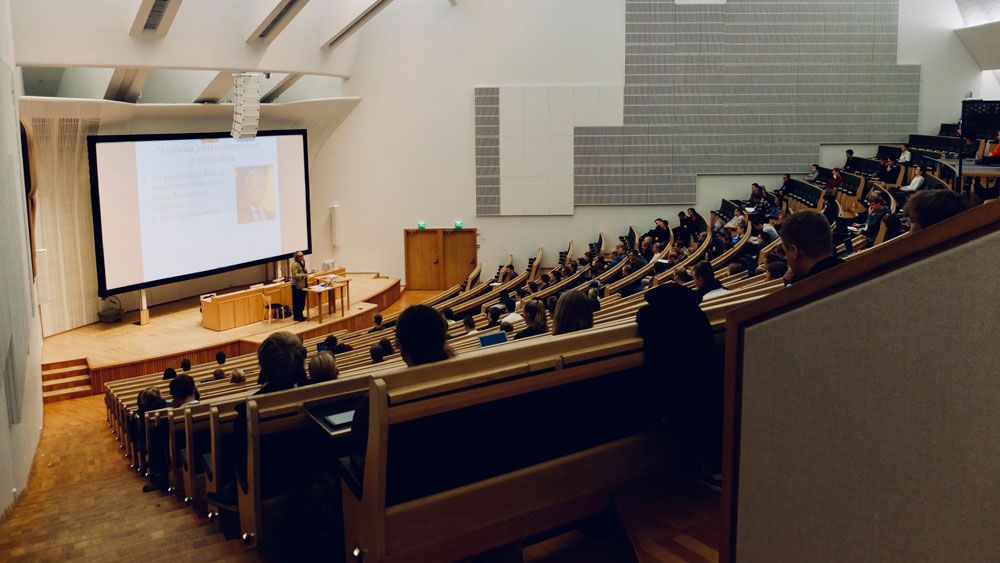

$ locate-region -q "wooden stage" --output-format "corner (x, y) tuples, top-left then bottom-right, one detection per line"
(42, 273), (400, 393)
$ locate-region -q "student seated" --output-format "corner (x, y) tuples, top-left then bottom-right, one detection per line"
(498, 264), (517, 284)
(765, 261), (789, 281)
(351, 305), (454, 466)
(686, 208), (708, 235)
(844, 149), (856, 173)
(897, 165), (927, 196)
(805, 163), (820, 183)
(824, 168), (844, 190)
(257, 331), (308, 393)
(137, 387), (169, 493)
(643, 218), (671, 246)
(369, 345), (385, 364)
(619, 264), (644, 297)
(499, 321), (514, 334)
(635, 283), (719, 491)
(880, 158), (901, 184)
(692, 261), (728, 301)
(162, 367), (177, 380)
(210, 368), (226, 381)
(323, 334), (354, 355)
(462, 316), (478, 335)
(545, 295), (558, 317)
(673, 269), (694, 285)
(442, 307), (458, 325)
(308, 351), (338, 384)
(903, 189), (968, 232)
(368, 313), (385, 333)
(899, 143), (911, 163)
(169, 374), (198, 409)
(485, 306), (502, 328)
(782, 210), (843, 284)
(180, 358), (192, 373)
(587, 288), (602, 312)
(779, 173), (794, 193)
(229, 368), (246, 384)
(552, 291), (594, 335)
(378, 338), (394, 357)
(500, 298), (523, 324)
(215, 351), (227, 366)
(852, 192), (890, 247)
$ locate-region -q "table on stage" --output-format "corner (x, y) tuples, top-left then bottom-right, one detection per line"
(305, 278), (351, 323)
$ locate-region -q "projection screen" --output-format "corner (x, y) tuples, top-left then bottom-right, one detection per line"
(88, 130), (311, 297)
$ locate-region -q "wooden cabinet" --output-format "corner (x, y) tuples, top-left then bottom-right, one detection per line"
(404, 228), (478, 290)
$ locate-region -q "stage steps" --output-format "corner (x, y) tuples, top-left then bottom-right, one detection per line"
(42, 358), (92, 403)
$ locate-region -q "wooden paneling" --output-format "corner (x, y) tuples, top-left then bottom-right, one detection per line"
(443, 230), (478, 288)
(404, 230), (443, 289)
(404, 229), (478, 290)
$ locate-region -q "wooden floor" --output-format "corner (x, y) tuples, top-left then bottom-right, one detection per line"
(42, 273), (397, 368)
(379, 289), (439, 317)
(0, 395), (263, 562)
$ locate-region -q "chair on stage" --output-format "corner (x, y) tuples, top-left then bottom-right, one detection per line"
(263, 295), (274, 325)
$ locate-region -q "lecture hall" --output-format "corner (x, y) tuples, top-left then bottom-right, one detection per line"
(0, 1), (998, 561)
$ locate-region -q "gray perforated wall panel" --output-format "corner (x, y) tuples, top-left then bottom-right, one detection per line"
(474, 0), (921, 214)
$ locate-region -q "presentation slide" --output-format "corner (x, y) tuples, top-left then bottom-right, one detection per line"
(89, 131), (310, 296)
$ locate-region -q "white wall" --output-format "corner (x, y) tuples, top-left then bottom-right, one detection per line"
(0, 0), (43, 520)
(312, 0), (639, 279)
(898, 0), (999, 133)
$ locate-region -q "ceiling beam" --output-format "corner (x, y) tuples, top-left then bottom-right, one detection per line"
(104, 68), (150, 102)
(130, 0), (184, 37)
(322, 0), (394, 51)
(195, 70), (240, 103)
(261, 73), (303, 103)
(247, 0), (311, 46)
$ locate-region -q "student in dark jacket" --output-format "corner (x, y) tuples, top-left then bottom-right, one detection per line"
(350, 306), (453, 471)
(137, 387), (169, 493)
(636, 283), (719, 491)
(783, 210), (844, 284)
(514, 300), (548, 339)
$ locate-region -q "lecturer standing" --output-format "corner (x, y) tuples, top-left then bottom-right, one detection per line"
(291, 251), (308, 321)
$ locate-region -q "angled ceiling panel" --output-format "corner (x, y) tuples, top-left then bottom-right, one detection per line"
(955, 21), (1000, 70)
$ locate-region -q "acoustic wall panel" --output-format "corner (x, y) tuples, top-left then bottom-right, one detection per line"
(474, 87), (500, 216)
(474, 0), (919, 213)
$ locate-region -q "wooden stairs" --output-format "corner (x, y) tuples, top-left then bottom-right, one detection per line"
(41, 358), (92, 403)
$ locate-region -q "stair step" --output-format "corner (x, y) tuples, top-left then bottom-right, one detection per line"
(42, 385), (93, 403)
(40, 358), (89, 371)
(42, 374), (92, 391)
(42, 364), (90, 380)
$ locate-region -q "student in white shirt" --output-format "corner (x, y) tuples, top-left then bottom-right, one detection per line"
(500, 298), (523, 324)
(899, 144), (911, 164)
(900, 166), (926, 192)
(462, 316), (478, 336)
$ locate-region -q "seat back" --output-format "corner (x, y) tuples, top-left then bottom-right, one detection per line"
(343, 323), (668, 562)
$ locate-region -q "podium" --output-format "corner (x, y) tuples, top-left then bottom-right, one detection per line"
(200, 283), (291, 331)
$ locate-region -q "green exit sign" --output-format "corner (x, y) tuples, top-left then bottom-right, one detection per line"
(454, 220), (463, 230)
(417, 221), (426, 230)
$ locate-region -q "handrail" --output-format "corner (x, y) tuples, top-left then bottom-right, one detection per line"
(720, 199), (1000, 562)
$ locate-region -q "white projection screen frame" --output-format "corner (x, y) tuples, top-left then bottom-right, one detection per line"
(88, 130), (312, 297)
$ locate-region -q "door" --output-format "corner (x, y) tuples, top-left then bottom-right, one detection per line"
(404, 230), (443, 289)
(443, 230), (478, 288)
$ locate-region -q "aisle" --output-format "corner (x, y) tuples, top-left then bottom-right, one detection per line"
(0, 396), (261, 562)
